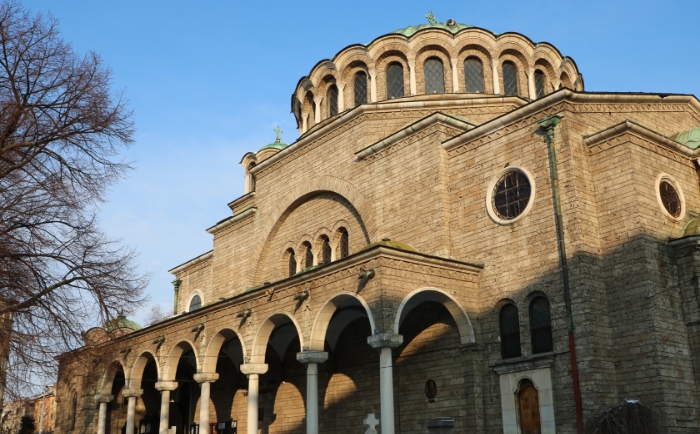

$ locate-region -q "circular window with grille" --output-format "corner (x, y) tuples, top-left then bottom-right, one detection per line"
(655, 174), (684, 221)
(486, 167), (536, 225)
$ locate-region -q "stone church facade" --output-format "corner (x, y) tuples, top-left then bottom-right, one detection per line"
(55, 16), (700, 434)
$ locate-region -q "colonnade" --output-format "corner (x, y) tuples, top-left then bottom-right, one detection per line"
(95, 334), (403, 434)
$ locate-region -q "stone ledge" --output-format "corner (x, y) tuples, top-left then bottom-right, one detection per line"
(367, 333), (403, 349)
(154, 381), (178, 391)
(296, 351), (329, 364)
(240, 363), (268, 375)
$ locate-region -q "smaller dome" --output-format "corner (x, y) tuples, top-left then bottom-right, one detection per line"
(103, 315), (141, 332)
(260, 127), (288, 151)
(394, 12), (476, 37)
(673, 127), (700, 149)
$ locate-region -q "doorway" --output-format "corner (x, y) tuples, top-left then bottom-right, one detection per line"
(518, 379), (541, 434)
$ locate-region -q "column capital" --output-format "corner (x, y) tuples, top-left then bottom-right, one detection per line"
(193, 373), (219, 384)
(367, 333), (403, 349)
(95, 394), (113, 403)
(240, 363), (268, 375)
(296, 351), (328, 364)
(154, 381), (178, 391)
(368, 69), (377, 78)
(336, 81), (345, 90)
(122, 389), (143, 398)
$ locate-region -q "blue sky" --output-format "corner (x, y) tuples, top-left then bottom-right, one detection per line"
(25, 0), (700, 325)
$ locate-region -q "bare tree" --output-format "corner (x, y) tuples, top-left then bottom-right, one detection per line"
(146, 304), (167, 326)
(0, 0), (148, 400)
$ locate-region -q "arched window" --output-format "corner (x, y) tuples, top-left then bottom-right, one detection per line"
(424, 57), (445, 94)
(529, 297), (553, 353)
(534, 70), (546, 99)
(499, 304), (521, 358)
(502, 61), (519, 96)
(354, 72), (368, 106)
(327, 85), (338, 117)
(386, 63), (404, 99)
(303, 241), (314, 269)
(338, 228), (349, 259)
(70, 393), (77, 430)
(287, 248), (297, 277)
(189, 294), (201, 312)
(464, 57), (484, 93)
(320, 235), (331, 264)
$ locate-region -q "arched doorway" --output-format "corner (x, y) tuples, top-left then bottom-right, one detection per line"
(518, 379), (541, 434)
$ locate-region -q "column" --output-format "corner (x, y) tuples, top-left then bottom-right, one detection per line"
(296, 351), (329, 434)
(301, 113), (308, 134)
(313, 96), (324, 124)
(451, 59), (459, 93)
(193, 374), (219, 434)
(527, 68), (536, 100)
(491, 59), (500, 94)
(95, 395), (113, 434)
(155, 382), (177, 434)
(408, 61), (417, 95)
(337, 82), (345, 112)
(122, 389), (143, 434)
(240, 363), (268, 434)
(367, 334), (403, 434)
(368, 69), (377, 102)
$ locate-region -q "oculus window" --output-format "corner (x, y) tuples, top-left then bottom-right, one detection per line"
(492, 170), (532, 220)
(655, 174), (684, 221)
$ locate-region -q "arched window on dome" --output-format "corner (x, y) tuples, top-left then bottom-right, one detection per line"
(529, 296), (553, 353)
(327, 85), (338, 117)
(502, 61), (519, 96)
(354, 72), (368, 106)
(303, 241), (314, 269)
(424, 57), (445, 94)
(499, 303), (521, 358)
(386, 63), (404, 99)
(464, 57), (484, 93)
(189, 294), (201, 312)
(287, 248), (297, 277)
(534, 70), (546, 99)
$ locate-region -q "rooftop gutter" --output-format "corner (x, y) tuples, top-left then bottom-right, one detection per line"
(206, 207), (257, 234)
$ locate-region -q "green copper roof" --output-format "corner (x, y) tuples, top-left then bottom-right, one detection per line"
(260, 126), (288, 151)
(103, 315), (141, 332)
(673, 127), (700, 150)
(394, 11), (474, 37)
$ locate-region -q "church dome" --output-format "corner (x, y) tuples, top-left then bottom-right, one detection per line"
(393, 16), (475, 37)
(103, 314), (141, 332)
(673, 127), (700, 149)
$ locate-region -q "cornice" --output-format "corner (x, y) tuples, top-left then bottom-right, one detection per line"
(583, 120), (694, 157)
(206, 207), (257, 235)
(168, 250), (213, 275)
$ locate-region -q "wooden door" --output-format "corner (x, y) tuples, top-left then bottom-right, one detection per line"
(518, 380), (541, 434)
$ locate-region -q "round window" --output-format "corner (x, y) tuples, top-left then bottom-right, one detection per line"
(486, 167), (535, 225)
(655, 174), (684, 221)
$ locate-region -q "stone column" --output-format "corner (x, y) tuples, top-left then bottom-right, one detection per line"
(367, 334), (403, 434)
(122, 389), (143, 434)
(451, 59), (459, 93)
(313, 96), (324, 124)
(368, 69), (377, 102)
(193, 374), (219, 434)
(337, 82), (345, 112)
(491, 59), (501, 94)
(527, 68), (536, 100)
(95, 394), (113, 434)
(240, 364), (268, 434)
(155, 382), (178, 434)
(302, 113), (308, 134)
(408, 61), (417, 95)
(296, 351), (329, 434)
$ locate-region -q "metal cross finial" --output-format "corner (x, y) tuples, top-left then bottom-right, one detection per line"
(274, 126), (283, 143)
(425, 11), (438, 24)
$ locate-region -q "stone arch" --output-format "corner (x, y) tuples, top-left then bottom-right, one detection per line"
(457, 44), (494, 94)
(162, 340), (199, 382)
(249, 175), (376, 286)
(250, 312), (304, 364)
(394, 287), (474, 344)
(309, 293), (376, 351)
(414, 44), (454, 94)
(129, 351), (159, 390)
(99, 359), (126, 395)
(203, 328), (247, 374)
(375, 50), (410, 101)
(534, 58), (556, 94)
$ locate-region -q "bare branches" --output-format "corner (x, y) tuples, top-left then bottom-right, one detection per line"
(0, 0), (147, 398)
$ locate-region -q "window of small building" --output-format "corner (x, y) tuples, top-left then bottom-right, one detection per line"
(502, 61), (519, 96)
(338, 227), (349, 259)
(492, 169), (532, 220)
(303, 241), (314, 269)
(534, 70), (546, 99)
(386, 63), (404, 99)
(70, 393), (77, 430)
(424, 57), (445, 94)
(287, 248), (297, 277)
(499, 304), (521, 358)
(320, 235), (331, 264)
(529, 297), (553, 354)
(464, 57), (484, 93)
(659, 179), (682, 218)
(327, 85), (338, 117)
(188, 294), (201, 312)
(354, 72), (368, 106)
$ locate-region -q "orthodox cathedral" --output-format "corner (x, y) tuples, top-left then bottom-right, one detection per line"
(55, 13), (700, 434)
